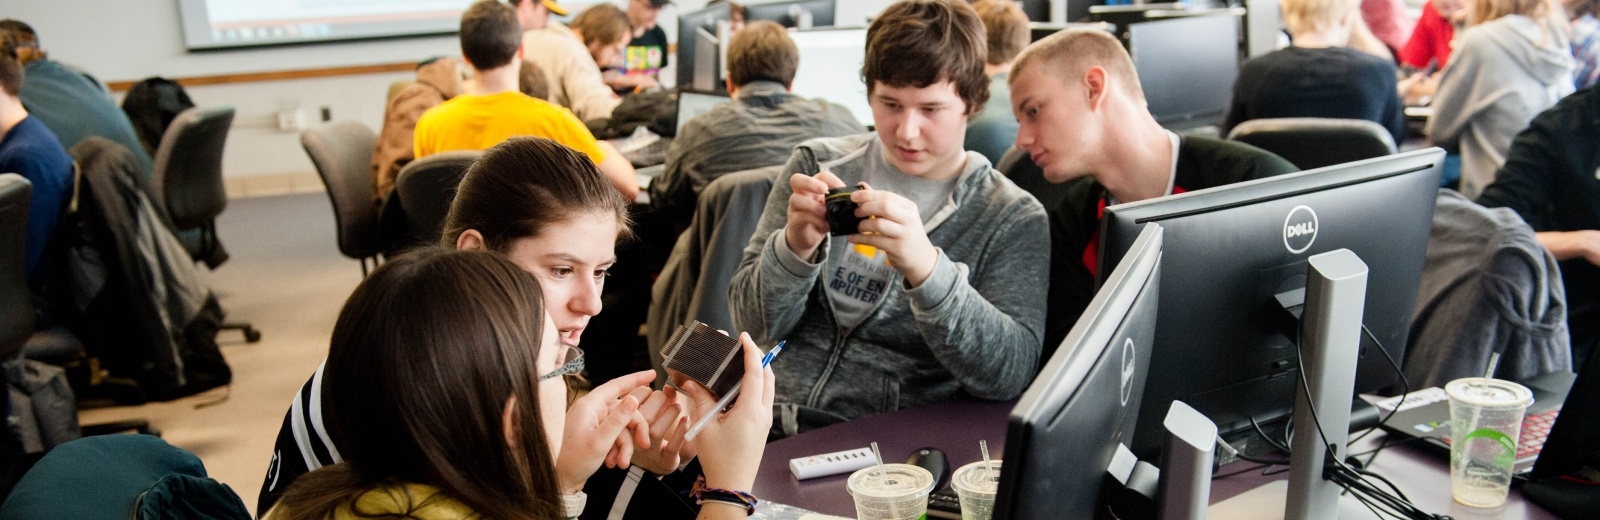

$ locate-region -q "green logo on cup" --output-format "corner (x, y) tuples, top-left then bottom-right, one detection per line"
(1461, 427), (1517, 467)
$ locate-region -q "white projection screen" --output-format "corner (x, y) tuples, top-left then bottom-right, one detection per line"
(176, 0), (475, 50)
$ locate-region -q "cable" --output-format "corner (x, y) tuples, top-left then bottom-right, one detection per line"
(1349, 324), (1410, 447)
(1250, 415), (1292, 454)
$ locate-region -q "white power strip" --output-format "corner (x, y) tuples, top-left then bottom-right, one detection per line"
(789, 447), (877, 480)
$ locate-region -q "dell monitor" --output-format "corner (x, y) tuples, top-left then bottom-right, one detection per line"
(676, 5), (732, 89)
(994, 223), (1162, 519)
(1098, 148), (1444, 458)
(1126, 14), (1240, 130)
(744, 0), (836, 29)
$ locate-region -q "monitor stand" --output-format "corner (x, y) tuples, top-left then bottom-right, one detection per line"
(1206, 249), (1381, 520)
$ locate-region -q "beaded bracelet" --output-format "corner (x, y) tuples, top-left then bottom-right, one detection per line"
(690, 475), (759, 516)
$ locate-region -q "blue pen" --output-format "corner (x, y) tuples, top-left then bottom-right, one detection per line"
(684, 341), (785, 440)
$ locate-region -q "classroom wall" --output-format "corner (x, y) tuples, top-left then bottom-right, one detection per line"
(7, 0), (893, 192)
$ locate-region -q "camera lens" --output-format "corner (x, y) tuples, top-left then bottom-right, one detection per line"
(825, 187), (862, 236)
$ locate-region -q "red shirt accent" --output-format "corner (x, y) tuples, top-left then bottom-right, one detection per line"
(1398, 1), (1456, 70)
(1082, 186), (1187, 278)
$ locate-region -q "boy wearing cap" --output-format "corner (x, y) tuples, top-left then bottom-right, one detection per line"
(513, 0), (624, 121)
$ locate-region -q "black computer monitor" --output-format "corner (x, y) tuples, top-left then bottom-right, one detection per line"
(744, 0), (836, 29)
(994, 224), (1162, 519)
(1126, 14), (1239, 129)
(1099, 148), (1444, 458)
(675, 5), (731, 90)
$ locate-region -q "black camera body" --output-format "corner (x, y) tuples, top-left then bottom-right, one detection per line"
(825, 187), (863, 236)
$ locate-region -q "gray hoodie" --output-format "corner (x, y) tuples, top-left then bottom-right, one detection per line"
(728, 134), (1049, 437)
(1429, 14), (1575, 198)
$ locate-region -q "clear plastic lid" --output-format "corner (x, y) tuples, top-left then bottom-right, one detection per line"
(847, 463), (936, 499)
(951, 461), (1002, 495)
(1445, 378), (1534, 409)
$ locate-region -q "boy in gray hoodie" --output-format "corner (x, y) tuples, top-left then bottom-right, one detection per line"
(728, 0), (1049, 437)
(1428, 0), (1574, 198)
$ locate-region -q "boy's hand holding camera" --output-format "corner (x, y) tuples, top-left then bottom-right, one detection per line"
(784, 172), (939, 289)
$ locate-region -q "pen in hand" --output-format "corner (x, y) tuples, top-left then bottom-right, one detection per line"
(683, 341), (785, 441)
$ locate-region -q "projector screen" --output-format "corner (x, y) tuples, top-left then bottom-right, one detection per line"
(176, 0), (475, 50)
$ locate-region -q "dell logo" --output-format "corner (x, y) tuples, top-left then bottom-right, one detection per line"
(1120, 338), (1136, 407)
(1283, 205), (1319, 254)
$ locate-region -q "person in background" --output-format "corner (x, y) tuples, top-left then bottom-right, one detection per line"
(571, 4), (633, 85)
(416, 1), (636, 199)
(729, 0), (1049, 438)
(1397, 0), (1467, 103)
(709, 0), (749, 34)
(1223, 0), (1406, 143)
(512, 0), (624, 121)
(650, 20), (863, 232)
(964, 0), (1029, 166)
(519, 59), (552, 101)
(1475, 86), (1600, 373)
(0, 20), (150, 176)
(372, 56), (464, 201)
(0, 35), (71, 289)
(1568, 0), (1600, 89)
(1007, 28), (1299, 350)
(1427, 0), (1573, 198)
(621, 0), (672, 89)
(1361, 0), (1414, 52)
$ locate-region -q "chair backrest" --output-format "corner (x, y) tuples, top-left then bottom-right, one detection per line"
(392, 151), (481, 248)
(1226, 117), (1397, 170)
(301, 121), (381, 261)
(0, 174), (34, 360)
(995, 145), (1073, 210)
(152, 106), (235, 231)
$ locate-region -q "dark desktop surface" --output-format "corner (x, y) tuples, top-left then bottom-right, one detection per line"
(753, 399), (1558, 519)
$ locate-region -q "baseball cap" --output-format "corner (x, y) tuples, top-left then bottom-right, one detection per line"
(647, 0), (673, 7)
(542, 0), (568, 16)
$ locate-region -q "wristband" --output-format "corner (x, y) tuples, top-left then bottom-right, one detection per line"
(690, 475), (758, 516)
(561, 490), (587, 518)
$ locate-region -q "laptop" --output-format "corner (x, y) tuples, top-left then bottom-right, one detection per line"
(1379, 371), (1578, 474)
(676, 90), (730, 135)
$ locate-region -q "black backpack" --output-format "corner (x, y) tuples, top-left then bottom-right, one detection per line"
(120, 78), (195, 157)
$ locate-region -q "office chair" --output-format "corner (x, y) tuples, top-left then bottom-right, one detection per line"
(151, 106), (259, 343)
(387, 151), (480, 250)
(1225, 117), (1398, 170)
(300, 121), (382, 276)
(0, 175), (154, 443)
(995, 146), (1073, 210)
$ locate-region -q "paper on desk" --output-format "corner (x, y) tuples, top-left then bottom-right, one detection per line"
(1364, 387), (1449, 412)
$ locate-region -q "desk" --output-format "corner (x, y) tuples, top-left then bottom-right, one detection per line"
(754, 400), (1558, 519)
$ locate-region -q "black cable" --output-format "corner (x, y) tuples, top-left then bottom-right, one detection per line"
(1349, 324), (1410, 448)
(1251, 415), (1292, 454)
(1213, 462), (1271, 480)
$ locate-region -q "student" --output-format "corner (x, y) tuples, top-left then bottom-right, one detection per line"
(1475, 86), (1600, 371)
(728, 0), (1049, 437)
(1223, 0), (1406, 143)
(1396, 0), (1465, 102)
(258, 137), (648, 514)
(264, 247), (773, 520)
(621, 0), (672, 87)
(1428, 0), (1574, 199)
(1360, 0), (1413, 52)
(372, 56), (463, 201)
(0, 20), (150, 176)
(415, 0), (636, 200)
(0, 35), (71, 287)
(513, 0), (624, 121)
(964, 0), (1029, 165)
(1006, 28), (1299, 350)
(650, 20), (864, 231)
(571, 4), (632, 74)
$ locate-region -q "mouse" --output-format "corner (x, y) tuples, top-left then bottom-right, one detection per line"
(905, 447), (952, 491)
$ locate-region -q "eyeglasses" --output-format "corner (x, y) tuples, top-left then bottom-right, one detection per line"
(538, 345), (585, 381)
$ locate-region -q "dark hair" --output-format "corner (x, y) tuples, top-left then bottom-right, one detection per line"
(461, 0), (524, 70)
(442, 136), (633, 251)
(0, 34), (20, 97)
(519, 59), (550, 100)
(0, 20), (37, 48)
(273, 248), (562, 519)
(973, 0), (1029, 67)
(862, 0), (989, 114)
(1574, 0), (1600, 18)
(728, 21), (798, 86)
(572, 3), (631, 48)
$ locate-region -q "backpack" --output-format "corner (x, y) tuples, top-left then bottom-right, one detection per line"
(120, 78), (195, 157)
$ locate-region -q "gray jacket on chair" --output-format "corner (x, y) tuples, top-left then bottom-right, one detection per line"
(1406, 190), (1570, 389)
(728, 134), (1049, 437)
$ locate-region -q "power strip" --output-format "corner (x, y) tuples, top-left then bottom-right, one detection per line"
(789, 447), (877, 480)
